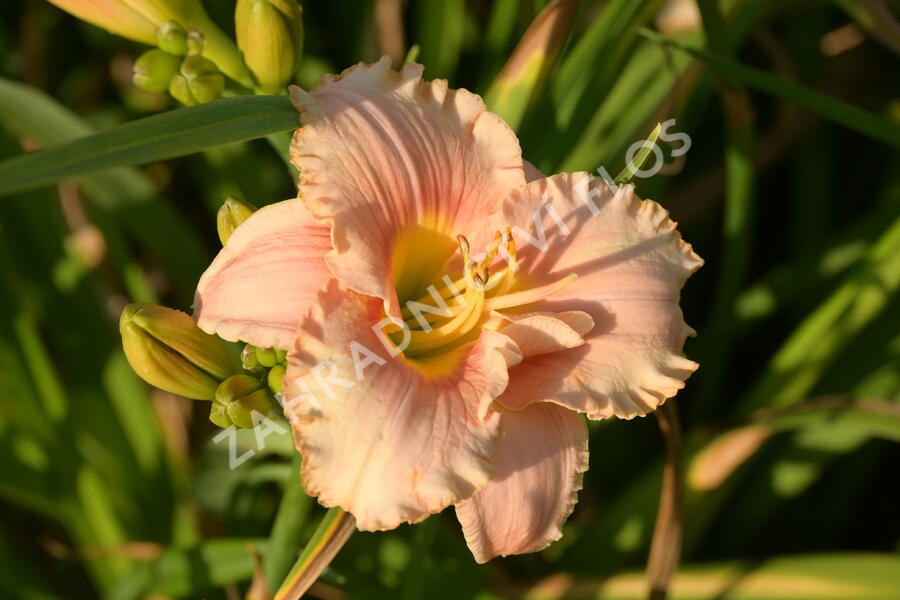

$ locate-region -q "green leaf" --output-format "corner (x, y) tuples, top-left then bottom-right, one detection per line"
(109, 539), (267, 600)
(741, 212), (900, 413)
(415, 0), (466, 79)
(641, 31), (900, 148)
(523, 553), (900, 599)
(0, 78), (211, 299)
(0, 86), (298, 197)
(614, 122), (662, 183)
(484, 0), (579, 131)
(527, 0), (663, 168)
(264, 456), (313, 590)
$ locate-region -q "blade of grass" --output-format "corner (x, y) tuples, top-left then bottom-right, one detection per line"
(524, 553), (900, 599)
(834, 0), (900, 57)
(484, 0), (579, 131)
(641, 30), (900, 148)
(480, 0), (522, 84)
(0, 83), (298, 196)
(264, 456), (314, 590)
(740, 212), (900, 414)
(558, 33), (699, 173)
(694, 0), (757, 417)
(0, 79), (210, 299)
(415, 0), (466, 79)
(615, 122), (662, 183)
(734, 191), (900, 329)
(524, 0), (664, 170)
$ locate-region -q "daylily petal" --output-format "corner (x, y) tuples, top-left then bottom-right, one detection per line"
(290, 56), (526, 317)
(194, 199), (332, 350)
(283, 280), (521, 531)
(455, 402), (588, 563)
(524, 160), (545, 182)
(494, 311), (593, 358)
(495, 173), (702, 419)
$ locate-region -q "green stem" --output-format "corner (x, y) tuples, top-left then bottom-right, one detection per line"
(646, 400), (683, 600)
(274, 507), (356, 600)
(181, 6), (254, 89)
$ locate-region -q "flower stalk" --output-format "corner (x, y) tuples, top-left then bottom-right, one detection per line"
(646, 400), (684, 600)
(275, 507), (356, 600)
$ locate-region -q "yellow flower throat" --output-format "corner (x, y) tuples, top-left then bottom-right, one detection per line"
(391, 229), (576, 359)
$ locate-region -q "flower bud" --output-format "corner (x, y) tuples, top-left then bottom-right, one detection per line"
(49, 0), (254, 89)
(267, 363), (285, 395)
(235, 0), (304, 94)
(241, 344), (264, 372)
(133, 49), (181, 93)
(215, 374), (274, 428)
(255, 346), (278, 368)
(217, 198), (257, 245)
(120, 303), (239, 400)
(157, 20), (188, 55)
(169, 55), (225, 105)
(47, 0), (158, 45)
(186, 28), (205, 55)
(209, 402), (232, 428)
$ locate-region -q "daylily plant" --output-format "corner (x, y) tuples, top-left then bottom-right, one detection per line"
(194, 57), (701, 562)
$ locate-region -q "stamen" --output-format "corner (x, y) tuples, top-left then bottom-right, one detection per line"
(406, 279), (485, 354)
(505, 227), (518, 272)
(401, 274), (467, 320)
(397, 229), (575, 357)
(486, 274), (578, 311)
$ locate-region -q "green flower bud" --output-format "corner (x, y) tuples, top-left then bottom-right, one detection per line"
(267, 363), (285, 395)
(209, 402), (232, 428)
(133, 49), (181, 93)
(235, 0), (304, 94)
(275, 349), (287, 364)
(157, 20), (188, 56)
(186, 28), (205, 55)
(255, 346), (278, 368)
(168, 74), (195, 106)
(120, 303), (239, 400)
(215, 374), (274, 428)
(241, 344), (264, 372)
(216, 198), (257, 245)
(169, 54), (225, 105)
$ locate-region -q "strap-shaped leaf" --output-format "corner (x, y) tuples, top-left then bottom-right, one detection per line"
(0, 84), (298, 197)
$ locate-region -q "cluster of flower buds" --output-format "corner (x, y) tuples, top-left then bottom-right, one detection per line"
(241, 344), (288, 395)
(50, 0), (253, 90)
(211, 373), (275, 429)
(132, 21), (225, 105)
(51, 0), (304, 101)
(120, 302), (283, 429)
(119, 198), (287, 430)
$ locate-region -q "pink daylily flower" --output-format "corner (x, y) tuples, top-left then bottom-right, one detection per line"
(194, 57), (702, 562)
